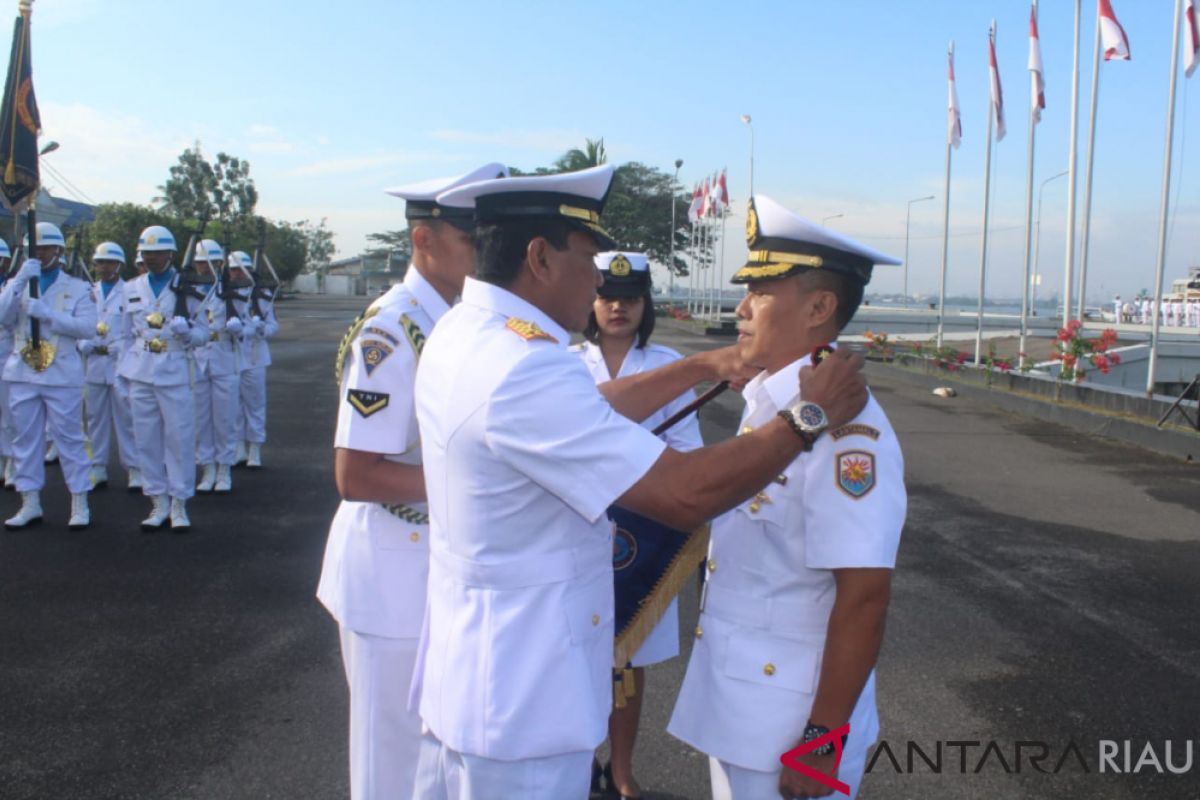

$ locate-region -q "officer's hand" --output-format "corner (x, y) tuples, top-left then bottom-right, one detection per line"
(778, 751), (839, 799)
(799, 348), (867, 428)
(25, 298), (52, 320)
(697, 345), (759, 392)
(15, 258), (41, 284)
(79, 340), (96, 356)
(225, 316), (244, 335)
(169, 316), (191, 338)
(252, 318), (267, 337)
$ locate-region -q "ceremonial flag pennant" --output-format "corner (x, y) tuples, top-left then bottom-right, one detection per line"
(0, 6), (40, 212)
(947, 43), (963, 148)
(1098, 0), (1131, 61)
(700, 176), (712, 218)
(717, 168), (729, 212)
(1185, 0), (1199, 77)
(1029, 3), (1046, 123)
(687, 182), (702, 223)
(989, 27), (1006, 141)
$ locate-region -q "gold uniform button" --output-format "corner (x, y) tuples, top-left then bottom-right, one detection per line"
(741, 425), (754, 435)
(591, 614), (601, 626)
(694, 625), (704, 639)
(707, 558), (717, 573)
(763, 663), (776, 676)
(409, 532), (420, 542)
(749, 502), (761, 513)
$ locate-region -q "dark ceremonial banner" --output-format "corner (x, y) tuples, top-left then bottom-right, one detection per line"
(0, 10), (39, 212)
(609, 505), (708, 670)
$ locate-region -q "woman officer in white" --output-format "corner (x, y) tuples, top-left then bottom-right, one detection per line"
(571, 252), (702, 800)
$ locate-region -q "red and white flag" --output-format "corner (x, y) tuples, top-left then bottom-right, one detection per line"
(1185, 0), (1199, 77)
(989, 28), (1006, 141)
(700, 176), (712, 218)
(1098, 0), (1131, 61)
(688, 182), (702, 223)
(1029, 3), (1046, 123)
(947, 43), (963, 148)
(716, 168), (729, 212)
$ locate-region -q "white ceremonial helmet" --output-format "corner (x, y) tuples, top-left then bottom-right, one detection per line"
(92, 241), (126, 263)
(137, 225), (177, 252)
(229, 251), (255, 271)
(22, 221), (66, 249)
(195, 238), (224, 263)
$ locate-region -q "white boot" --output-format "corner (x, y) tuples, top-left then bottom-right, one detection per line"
(141, 495), (170, 531)
(196, 463), (217, 493)
(170, 497), (191, 532)
(68, 492), (91, 531)
(214, 464), (232, 493)
(247, 443), (262, 469)
(235, 441), (248, 466)
(2, 457), (13, 490)
(127, 468), (143, 493)
(44, 441), (59, 464)
(5, 491), (43, 530)
(91, 465), (109, 490)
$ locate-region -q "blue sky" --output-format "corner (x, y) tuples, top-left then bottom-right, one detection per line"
(28, 0), (1200, 301)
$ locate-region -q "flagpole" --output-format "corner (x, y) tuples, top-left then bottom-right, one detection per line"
(1076, 6), (1104, 321)
(1020, 0), (1041, 371)
(719, 206), (728, 323)
(1147, 0), (1184, 396)
(975, 21), (998, 366)
(1063, 0), (1083, 324)
(936, 41), (957, 352)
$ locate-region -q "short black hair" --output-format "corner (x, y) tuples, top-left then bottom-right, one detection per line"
(801, 269), (864, 331)
(474, 219), (575, 288)
(582, 289), (656, 349)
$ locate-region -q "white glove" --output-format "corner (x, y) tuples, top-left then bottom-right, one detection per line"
(169, 316), (191, 339)
(15, 259), (41, 284)
(79, 340), (96, 356)
(225, 316), (244, 335)
(26, 298), (52, 320)
(253, 318), (267, 337)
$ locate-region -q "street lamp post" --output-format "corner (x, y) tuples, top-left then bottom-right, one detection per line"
(740, 114), (754, 196)
(903, 195), (935, 306)
(669, 158), (682, 302)
(1033, 170), (1069, 313)
(821, 213), (844, 226)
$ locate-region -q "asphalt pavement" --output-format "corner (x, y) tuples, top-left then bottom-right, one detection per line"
(2, 295), (1198, 800)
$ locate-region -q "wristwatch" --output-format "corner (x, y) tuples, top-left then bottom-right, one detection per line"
(778, 400), (828, 452)
(801, 722), (848, 756)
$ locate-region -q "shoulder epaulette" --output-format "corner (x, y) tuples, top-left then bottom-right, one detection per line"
(398, 313), (427, 357)
(505, 317), (558, 344)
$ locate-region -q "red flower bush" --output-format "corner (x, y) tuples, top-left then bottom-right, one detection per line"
(1050, 321), (1120, 381)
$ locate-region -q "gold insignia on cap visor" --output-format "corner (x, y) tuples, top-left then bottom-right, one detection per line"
(559, 204), (601, 224)
(745, 201), (760, 246)
(609, 254), (632, 277)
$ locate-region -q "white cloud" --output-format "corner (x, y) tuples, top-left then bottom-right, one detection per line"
(428, 128), (585, 154)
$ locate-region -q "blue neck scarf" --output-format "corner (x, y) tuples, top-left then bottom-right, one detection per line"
(147, 267), (174, 298)
(100, 279), (118, 299)
(38, 268), (60, 295)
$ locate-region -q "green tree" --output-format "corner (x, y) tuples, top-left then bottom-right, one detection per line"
(296, 218), (335, 272)
(604, 162), (692, 277)
(365, 229), (412, 271)
(157, 143), (258, 237)
(553, 137), (607, 172)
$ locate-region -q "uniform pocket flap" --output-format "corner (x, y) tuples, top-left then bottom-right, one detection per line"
(564, 574), (613, 644)
(723, 631), (820, 693)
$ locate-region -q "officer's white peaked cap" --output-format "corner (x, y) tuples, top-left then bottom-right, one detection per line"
(384, 162), (509, 225)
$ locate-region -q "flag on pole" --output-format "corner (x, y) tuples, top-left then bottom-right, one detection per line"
(716, 168), (729, 213)
(1098, 0), (1131, 61)
(1029, 2), (1046, 123)
(989, 27), (1006, 141)
(0, 5), (40, 212)
(687, 182), (702, 223)
(700, 176), (712, 218)
(947, 43), (963, 148)
(1185, 0), (1199, 77)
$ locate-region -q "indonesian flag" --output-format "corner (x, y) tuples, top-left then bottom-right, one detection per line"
(989, 29), (1006, 141)
(687, 182), (702, 223)
(700, 176), (712, 218)
(948, 43), (963, 148)
(1029, 3), (1046, 123)
(1185, 0), (1199, 77)
(716, 168), (729, 212)
(1098, 0), (1130, 61)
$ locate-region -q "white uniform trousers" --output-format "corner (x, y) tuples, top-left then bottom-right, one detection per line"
(129, 380), (195, 499)
(709, 749), (867, 800)
(0, 377), (13, 458)
(238, 366), (268, 444)
(8, 382), (91, 494)
(340, 628), (422, 800)
(86, 381), (135, 471)
(195, 373), (240, 466)
(414, 731), (592, 800)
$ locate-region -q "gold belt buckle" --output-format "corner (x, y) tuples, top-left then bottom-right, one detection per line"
(147, 339), (166, 354)
(146, 312), (165, 329)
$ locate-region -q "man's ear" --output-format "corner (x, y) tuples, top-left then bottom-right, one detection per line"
(524, 237), (553, 286)
(807, 287), (840, 330)
(410, 223), (431, 251)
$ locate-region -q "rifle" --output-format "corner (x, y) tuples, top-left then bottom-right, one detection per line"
(249, 223), (277, 320)
(170, 218), (217, 321)
(218, 229), (241, 326)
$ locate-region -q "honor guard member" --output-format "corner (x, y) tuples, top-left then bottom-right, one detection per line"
(667, 196), (908, 800)
(411, 166), (870, 799)
(0, 238), (15, 488)
(192, 240), (241, 493)
(0, 222), (98, 530)
(78, 242), (137, 490)
(118, 225), (209, 531)
(572, 251), (703, 799)
(230, 250), (277, 469)
(317, 162), (506, 800)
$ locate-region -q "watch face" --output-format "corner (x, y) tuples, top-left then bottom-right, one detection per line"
(798, 403), (826, 428)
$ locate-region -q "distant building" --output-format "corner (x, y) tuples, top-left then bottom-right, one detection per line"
(0, 189), (96, 241)
(321, 251), (408, 296)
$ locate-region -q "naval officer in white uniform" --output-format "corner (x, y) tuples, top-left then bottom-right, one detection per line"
(412, 166), (873, 799)
(668, 196), (908, 800)
(0, 238), (16, 489)
(0, 222), (98, 530)
(191, 240), (242, 494)
(317, 162), (507, 800)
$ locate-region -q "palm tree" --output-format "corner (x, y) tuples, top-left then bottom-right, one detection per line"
(554, 137), (607, 172)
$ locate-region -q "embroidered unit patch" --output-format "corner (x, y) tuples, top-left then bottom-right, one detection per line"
(830, 424), (881, 442)
(613, 526), (638, 571)
(836, 450), (876, 499)
(363, 326), (399, 346)
(359, 340), (394, 377)
(347, 389), (389, 418)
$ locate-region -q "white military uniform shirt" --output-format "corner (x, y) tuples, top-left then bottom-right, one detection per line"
(236, 292), (278, 369)
(0, 269), (98, 386)
(412, 278), (667, 761)
(81, 280), (129, 385)
(668, 352), (906, 772)
(116, 271), (208, 386)
(317, 266), (448, 639)
(194, 291), (241, 378)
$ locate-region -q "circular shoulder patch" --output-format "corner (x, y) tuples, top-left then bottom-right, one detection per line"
(612, 526), (638, 571)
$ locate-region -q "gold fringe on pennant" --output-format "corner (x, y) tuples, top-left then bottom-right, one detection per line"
(612, 672), (627, 709)
(612, 522), (710, 671)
